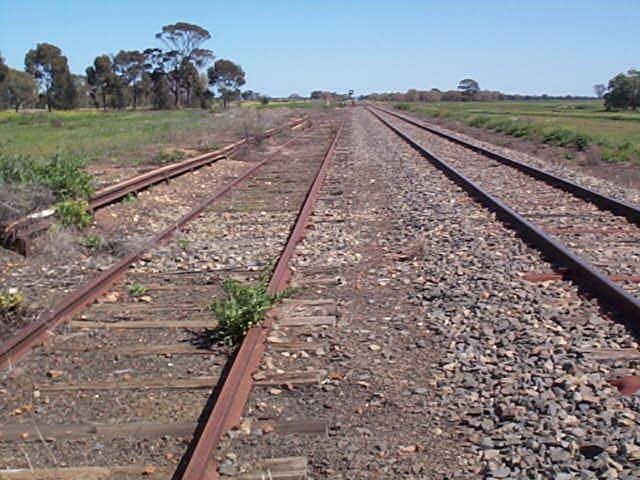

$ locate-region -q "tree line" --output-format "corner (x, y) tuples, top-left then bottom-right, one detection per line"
(365, 78), (595, 103)
(598, 69), (640, 110)
(0, 22), (246, 112)
(367, 74), (640, 110)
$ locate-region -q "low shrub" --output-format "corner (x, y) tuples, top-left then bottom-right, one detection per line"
(468, 115), (491, 128)
(0, 289), (23, 313)
(209, 262), (292, 346)
(36, 154), (93, 198)
(54, 199), (92, 228)
(0, 153), (93, 200)
(154, 149), (186, 165)
(83, 233), (102, 250)
(541, 126), (591, 151)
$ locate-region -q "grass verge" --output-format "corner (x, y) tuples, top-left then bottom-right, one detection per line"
(394, 101), (640, 165)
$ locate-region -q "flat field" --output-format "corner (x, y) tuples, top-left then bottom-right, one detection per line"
(0, 108), (290, 164)
(0, 106), (308, 219)
(394, 100), (640, 164)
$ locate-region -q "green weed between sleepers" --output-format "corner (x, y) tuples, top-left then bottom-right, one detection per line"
(129, 282), (148, 297)
(209, 262), (294, 346)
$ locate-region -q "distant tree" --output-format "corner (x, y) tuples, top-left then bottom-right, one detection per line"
(151, 72), (173, 109)
(442, 90), (464, 101)
(0, 52), (8, 109)
(155, 22), (214, 107)
(113, 50), (149, 109)
(207, 59), (245, 109)
(25, 43), (76, 111)
(593, 84), (606, 99)
(86, 55), (114, 109)
(87, 54), (131, 110)
(604, 70), (640, 110)
(72, 74), (91, 108)
(405, 89), (420, 102)
(457, 78), (480, 100)
(142, 48), (171, 110)
(179, 60), (207, 107)
(310, 90), (323, 100)
(241, 90), (260, 101)
(0, 53), (8, 85)
(5, 69), (38, 111)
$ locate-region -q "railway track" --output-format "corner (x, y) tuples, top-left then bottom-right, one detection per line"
(0, 113), (342, 478)
(3, 106), (640, 478)
(368, 105), (640, 321)
(0, 117), (310, 345)
(213, 107), (640, 478)
(0, 116), (309, 256)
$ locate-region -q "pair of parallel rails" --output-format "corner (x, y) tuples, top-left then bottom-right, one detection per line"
(2, 104), (640, 477)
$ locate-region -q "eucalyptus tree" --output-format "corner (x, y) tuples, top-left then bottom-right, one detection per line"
(6, 69), (38, 111)
(604, 70), (640, 110)
(155, 22), (214, 107)
(86, 55), (114, 109)
(457, 78), (480, 100)
(207, 59), (245, 109)
(113, 50), (149, 109)
(25, 43), (76, 110)
(0, 53), (8, 84)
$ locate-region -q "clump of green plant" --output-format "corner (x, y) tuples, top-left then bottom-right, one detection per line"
(129, 282), (147, 297)
(154, 149), (186, 164)
(0, 289), (23, 313)
(122, 192), (137, 204)
(209, 262), (292, 346)
(0, 153), (93, 200)
(177, 239), (190, 250)
(36, 154), (93, 199)
(54, 199), (92, 228)
(541, 126), (591, 150)
(83, 233), (102, 250)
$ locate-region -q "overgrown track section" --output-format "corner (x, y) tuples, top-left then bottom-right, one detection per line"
(1, 116), (309, 256)
(0, 118), (310, 345)
(369, 106), (640, 324)
(0, 114), (341, 477)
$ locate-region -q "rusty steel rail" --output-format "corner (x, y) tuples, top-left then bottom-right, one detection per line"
(177, 121), (344, 480)
(89, 116), (308, 211)
(0, 116), (309, 256)
(370, 104), (640, 226)
(0, 129), (309, 370)
(369, 108), (640, 325)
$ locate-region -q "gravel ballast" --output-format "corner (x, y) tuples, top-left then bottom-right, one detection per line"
(216, 107), (640, 479)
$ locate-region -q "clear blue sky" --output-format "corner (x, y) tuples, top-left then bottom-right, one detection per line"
(1, 0), (638, 98)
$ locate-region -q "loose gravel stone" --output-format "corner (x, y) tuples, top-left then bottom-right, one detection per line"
(216, 107), (640, 478)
